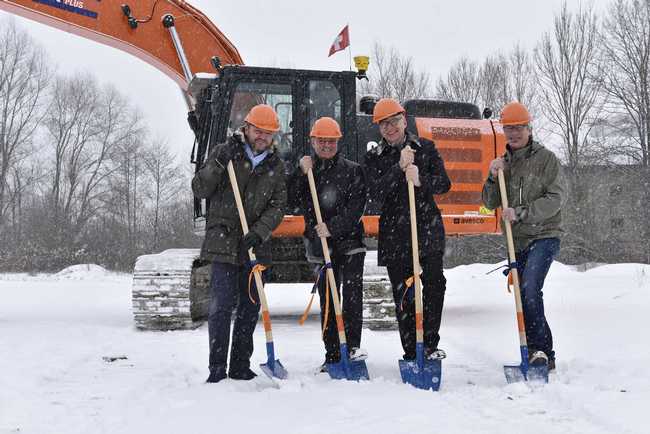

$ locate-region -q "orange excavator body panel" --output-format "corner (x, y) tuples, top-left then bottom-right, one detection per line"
(0, 0), (243, 87)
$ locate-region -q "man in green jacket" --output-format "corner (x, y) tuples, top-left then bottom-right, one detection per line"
(482, 101), (566, 371)
(192, 104), (287, 383)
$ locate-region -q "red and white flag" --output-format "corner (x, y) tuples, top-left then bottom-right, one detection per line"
(328, 25), (350, 57)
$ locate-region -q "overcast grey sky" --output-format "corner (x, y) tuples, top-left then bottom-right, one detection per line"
(1, 0), (611, 162)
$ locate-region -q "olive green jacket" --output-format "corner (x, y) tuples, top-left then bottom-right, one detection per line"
(482, 140), (567, 252)
(192, 130), (287, 265)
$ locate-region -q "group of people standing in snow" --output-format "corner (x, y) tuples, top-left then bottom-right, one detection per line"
(192, 98), (566, 383)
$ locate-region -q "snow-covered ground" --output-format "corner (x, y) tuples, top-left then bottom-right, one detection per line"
(1, 261), (648, 434)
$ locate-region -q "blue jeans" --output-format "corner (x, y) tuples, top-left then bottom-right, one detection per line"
(516, 238), (560, 361)
(207, 261), (265, 374)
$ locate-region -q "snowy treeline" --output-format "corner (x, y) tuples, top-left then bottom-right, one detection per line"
(0, 21), (201, 272)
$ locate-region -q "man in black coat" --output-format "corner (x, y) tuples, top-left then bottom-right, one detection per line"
(288, 117), (367, 371)
(192, 104), (287, 383)
(363, 98), (451, 361)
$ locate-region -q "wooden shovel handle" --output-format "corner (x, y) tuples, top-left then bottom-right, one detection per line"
(496, 168), (527, 347)
(226, 161), (272, 338)
(306, 168), (347, 344)
(407, 179), (424, 343)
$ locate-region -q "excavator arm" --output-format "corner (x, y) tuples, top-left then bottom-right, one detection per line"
(0, 0), (243, 91)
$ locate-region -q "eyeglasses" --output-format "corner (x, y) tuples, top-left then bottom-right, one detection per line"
(379, 115), (404, 129)
(503, 125), (529, 133)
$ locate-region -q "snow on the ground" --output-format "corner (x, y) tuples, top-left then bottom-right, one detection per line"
(0, 261), (648, 434)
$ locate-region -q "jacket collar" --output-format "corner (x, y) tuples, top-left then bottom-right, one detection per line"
(230, 128), (278, 170)
(379, 130), (422, 153)
(314, 152), (340, 172)
(505, 138), (542, 161)
(232, 128), (276, 155)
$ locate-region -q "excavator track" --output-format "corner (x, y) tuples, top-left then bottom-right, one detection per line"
(132, 249), (210, 330)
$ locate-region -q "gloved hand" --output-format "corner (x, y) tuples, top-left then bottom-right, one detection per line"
(216, 143), (236, 167)
(241, 232), (262, 251)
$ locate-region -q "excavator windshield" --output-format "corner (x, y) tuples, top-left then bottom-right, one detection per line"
(227, 82), (293, 158)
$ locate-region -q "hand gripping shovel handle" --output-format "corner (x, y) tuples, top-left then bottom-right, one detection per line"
(497, 169), (530, 373)
(226, 162), (280, 370)
(306, 169), (347, 347)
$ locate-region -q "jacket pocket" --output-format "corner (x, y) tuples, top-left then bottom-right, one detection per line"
(205, 224), (237, 255)
(515, 221), (542, 238)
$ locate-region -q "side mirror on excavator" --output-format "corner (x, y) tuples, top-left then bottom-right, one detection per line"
(483, 107), (493, 119)
(359, 95), (378, 116)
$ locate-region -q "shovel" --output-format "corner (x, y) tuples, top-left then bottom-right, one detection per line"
(227, 162), (287, 380)
(497, 168), (548, 383)
(306, 168), (369, 381)
(398, 176), (442, 391)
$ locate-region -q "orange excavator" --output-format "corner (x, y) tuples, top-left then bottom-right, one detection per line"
(0, 0), (506, 330)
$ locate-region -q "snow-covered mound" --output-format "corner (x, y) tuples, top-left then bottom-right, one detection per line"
(54, 264), (119, 280)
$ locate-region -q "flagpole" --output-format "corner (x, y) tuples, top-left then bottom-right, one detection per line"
(347, 23), (352, 71)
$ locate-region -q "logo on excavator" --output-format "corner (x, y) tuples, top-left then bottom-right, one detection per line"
(33, 0), (98, 19)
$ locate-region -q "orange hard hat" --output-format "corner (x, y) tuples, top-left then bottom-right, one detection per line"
(244, 104), (280, 132)
(500, 101), (531, 126)
(372, 98), (405, 124)
(310, 117), (342, 139)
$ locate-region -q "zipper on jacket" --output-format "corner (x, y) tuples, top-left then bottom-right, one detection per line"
(519, 177), (523, 205)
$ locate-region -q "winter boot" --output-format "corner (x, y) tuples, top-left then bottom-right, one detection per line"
(426, 349), (447, 360)
(349, 347), (368, 361)
(529, 351), (548, 366)
(206, 367), (227, 383)
(228, 367), (258, 381)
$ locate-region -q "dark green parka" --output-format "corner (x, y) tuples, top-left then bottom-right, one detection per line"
(482, 140), (567, 252)
(192, 129), (287, 265)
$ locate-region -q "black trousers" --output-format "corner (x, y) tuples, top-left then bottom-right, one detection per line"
(386, 252), (446, 360)
(317, 251), (366, 363)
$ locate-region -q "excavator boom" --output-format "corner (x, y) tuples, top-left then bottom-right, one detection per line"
(0, 0), (243, 88)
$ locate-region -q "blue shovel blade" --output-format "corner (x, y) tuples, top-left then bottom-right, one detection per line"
(260, 359), (288, 380)
(504, 363), (548, 384)
(327, 359), (370, 381)
(399, 358), (442, 391)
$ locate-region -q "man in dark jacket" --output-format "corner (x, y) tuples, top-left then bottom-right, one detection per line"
(288, 117), (367, 371)
(363, 98), (451, 362)
(192, 104), (287, 383)
(482, 101), (566, 371)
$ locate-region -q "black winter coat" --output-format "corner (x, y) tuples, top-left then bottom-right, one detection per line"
(192, 130), (287, 265)
(363, 131), (451, 266)
(288, 152), (366, 261)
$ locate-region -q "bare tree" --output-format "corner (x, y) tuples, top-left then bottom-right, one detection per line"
(0, 20), (48, 236)
(508, 44), (538, 112)
(436, 46), (538, 117)
(435, 57), (482, 105)
(43, 76), (143, 246)
(479, 53), (512, 114)
(44, 73), (101, 242)
(359, 42), (431, 101)
(142, 139), (183, 250)
(535, 3), (602, 169)
(600, 0), (650, 166)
